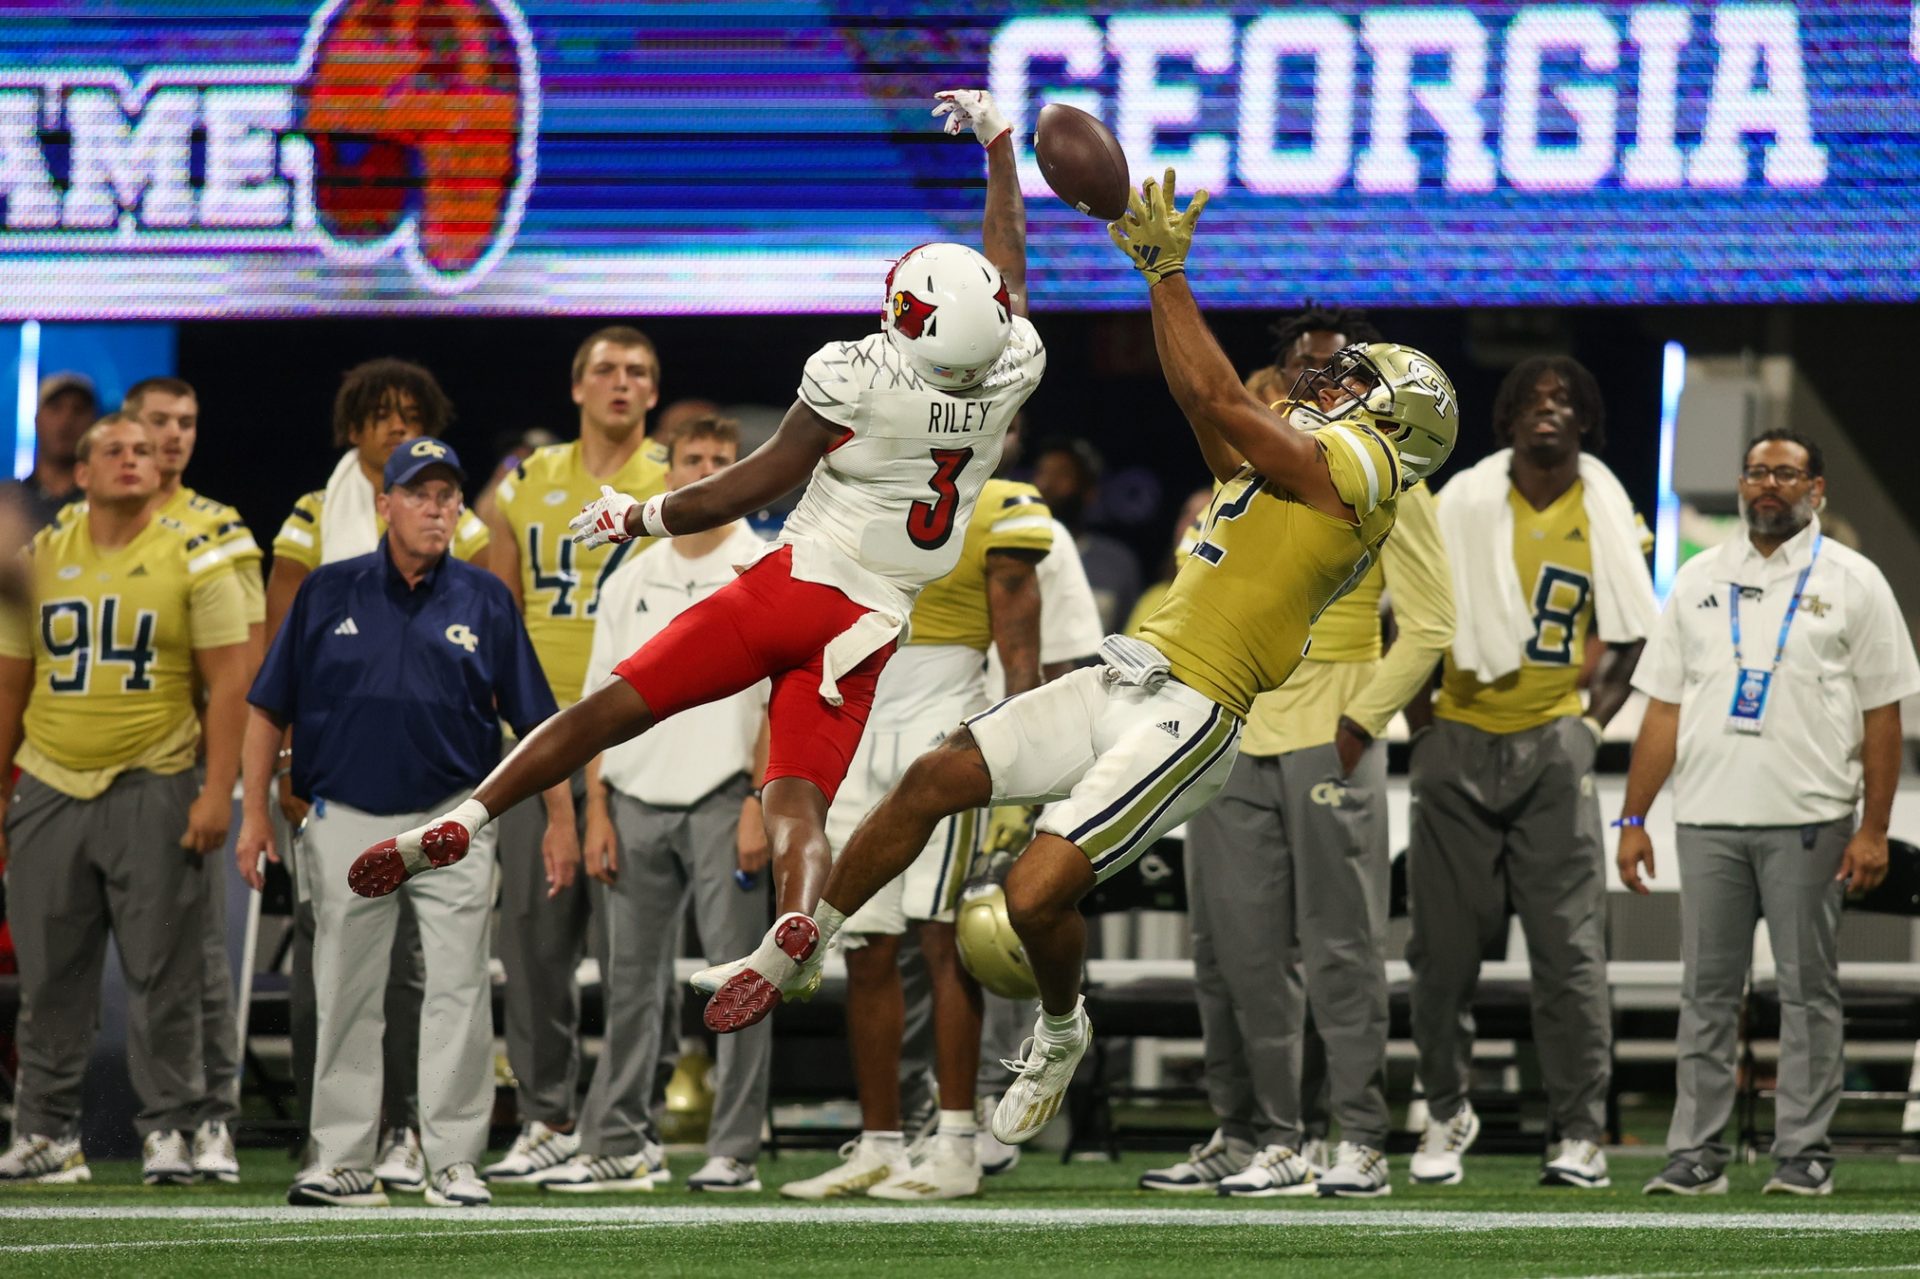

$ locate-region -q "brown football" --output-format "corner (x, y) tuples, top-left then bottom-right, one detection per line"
(1034, 103), (1131, 221)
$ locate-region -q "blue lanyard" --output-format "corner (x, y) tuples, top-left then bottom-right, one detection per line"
(1730, 534), (1822, 671)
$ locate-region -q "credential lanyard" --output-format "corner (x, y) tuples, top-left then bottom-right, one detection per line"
(1730, 534), (1822, 673)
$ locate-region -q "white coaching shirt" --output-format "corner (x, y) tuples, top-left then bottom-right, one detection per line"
(1632, 517), (1920, 826)
(584, 523), (769, 808)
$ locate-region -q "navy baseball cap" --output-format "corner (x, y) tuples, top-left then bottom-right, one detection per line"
(384, 437), (467, 489)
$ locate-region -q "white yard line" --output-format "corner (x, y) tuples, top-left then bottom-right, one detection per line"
(1548, 1266), (1920, 1279)
(0, 1222), (668, 1255)
(2, 1205), (1918, 1233)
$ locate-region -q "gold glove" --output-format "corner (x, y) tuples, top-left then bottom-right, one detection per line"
(1107, 168), (1210, 285)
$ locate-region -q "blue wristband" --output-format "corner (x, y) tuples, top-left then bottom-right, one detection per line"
(1611, 815), (1645, 829)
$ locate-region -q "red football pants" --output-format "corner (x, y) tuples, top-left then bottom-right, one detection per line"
(613, 545), (894, 802)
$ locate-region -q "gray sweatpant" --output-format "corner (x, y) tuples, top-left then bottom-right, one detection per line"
(1184, 741), (1391, 1150)
(304, 795), (497, 1174)
(1405, 716), (1612, 1144)
(1667, 820), (1850, 1171)
(496, 771), (592, 1128)
(5, 770), (206, 1139)
(580, 781), (771, 1161)
(194, 834), (242, 1129)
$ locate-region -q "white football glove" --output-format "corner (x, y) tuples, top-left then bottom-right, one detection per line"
(933, 89), (1011, 148)
(569, 485), (637, 549)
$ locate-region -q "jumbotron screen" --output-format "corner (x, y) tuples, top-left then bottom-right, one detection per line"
(0, 1), (1914, 317)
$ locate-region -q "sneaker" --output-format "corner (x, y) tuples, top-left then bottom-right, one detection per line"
(349, 818), (470, 898)
(1409, 1102), (1479, 1185)
(288, 1166), (389, 1207)
(373, 1127), (426, 1193)
(990, 1003), (1092, 1145)
(482, 1121), (580, 1184)
(1139, 1130), (1248, 1192)
(1316, 1142), (1392, 1198)
(687, 1156), (761, 1192)
(542, 1146), (664, 1194)
(190, 1120), (240, 1185)
(1541, 1138), (1611, 1189)
(142, 1130), (195, 1186)
(1763, 1156), (1834, 1197)
(1643, 1157), (1729, 1196)
(702, 913), (825, 1033)
(0, 1134), (90, 1185)
(1217, 1145), (1317, 1198)
(779, 1134), (909, 1200)
(425, 1162), (492, 1207)
(868, 1133), (982, 1201)
(1300, 1137), (1333, 1177)
(976, 1097), (1020, 1176)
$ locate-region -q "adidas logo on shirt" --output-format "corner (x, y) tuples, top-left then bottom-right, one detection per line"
(1564, 527), (1585, 541)
(1155, 720), (1180, 737)
(334, 618), (360, 636)
(1696, 593), (1721, 610)
(130, 564), (149, 577)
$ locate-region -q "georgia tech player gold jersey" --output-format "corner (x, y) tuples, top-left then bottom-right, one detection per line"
(496, 441), (669, 706)
(1137, 416), (1403, 719)
(1436, 480), (1594, 733)
(159, 487), (265, 625)
(906, 479), (1053, 651)
(0, 511), (249, 797)
(273, 487), (490, 571)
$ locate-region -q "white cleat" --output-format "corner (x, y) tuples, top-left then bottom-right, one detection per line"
(482, 1121), (580, 1184)
(373, 1126), (425, 1193)
(1139, 1129), (1249, 1193)
(141, 1130), (195, 1187)
(0, 1134), (90, 1185)
(288, 1166), (389, 1208)
(425, 1162), (492, 1207)
(1216, 1145), (1318, 1198)
(1316, 1142), (1392, 1198)
(975, 1096), (1020, 1176)
(868, 1133), (982, 1201)
(542, 1144), (666, 1194)
(990, 1001), (1091, 1146)
(1408, 1102), (1479, 1185)
(1541, 1138), (1611, 1189)
(687, 1156), (761, 1192)
(779, 1135), (908, 1200)
(191, 1120), (240, 1185)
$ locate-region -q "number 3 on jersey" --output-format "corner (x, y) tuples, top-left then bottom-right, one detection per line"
(907, 447), (973, 551)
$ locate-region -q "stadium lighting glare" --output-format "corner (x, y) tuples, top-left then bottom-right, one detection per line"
(1654, 339), (1685, 602)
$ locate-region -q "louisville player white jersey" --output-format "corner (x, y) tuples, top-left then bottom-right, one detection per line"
(785, 315), (1045, 594)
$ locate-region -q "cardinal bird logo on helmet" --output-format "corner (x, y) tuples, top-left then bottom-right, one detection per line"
(890, 290), (939, 340)
(992, 279), (1011, 320)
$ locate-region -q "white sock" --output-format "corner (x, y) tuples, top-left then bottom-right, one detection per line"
(444, 797), (493, 837)
(863, 1130), (905, 1152)
(1039, 996), (1084, 1044)
(937, 1109), (977, 1138)
(813, 901), (848, 948)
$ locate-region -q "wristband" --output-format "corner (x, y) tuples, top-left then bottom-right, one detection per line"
(636, 493), (673, 539)
(1611, 815), (1645, 829)
(1581, 715), (1605, 745)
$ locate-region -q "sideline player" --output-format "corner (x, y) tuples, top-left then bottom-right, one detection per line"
(125, 376), (267, 1186)
(478, 325), (669, 1184)
(705, 174), (1460, 1151)
(346, 90), (1045, 1003)
(781, 474), (1049, 1201)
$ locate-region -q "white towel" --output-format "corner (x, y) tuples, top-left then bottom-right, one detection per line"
(318, 449), (381, 565)
(1436, 449), (1658, 684)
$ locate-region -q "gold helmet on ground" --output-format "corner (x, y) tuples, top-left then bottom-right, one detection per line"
(1291, 342), (1459, 485)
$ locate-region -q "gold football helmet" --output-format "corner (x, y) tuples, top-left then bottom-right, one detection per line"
(1290, 342), (1459, 485)
(955, 869), (1039, 1001)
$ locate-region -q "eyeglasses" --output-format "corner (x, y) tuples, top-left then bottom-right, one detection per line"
(1739, 465), (1812, 486)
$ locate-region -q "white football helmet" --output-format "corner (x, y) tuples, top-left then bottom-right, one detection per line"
(882, 242), (1013, 391)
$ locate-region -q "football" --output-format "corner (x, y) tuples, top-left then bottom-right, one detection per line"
(1034, 103), (1131, 221)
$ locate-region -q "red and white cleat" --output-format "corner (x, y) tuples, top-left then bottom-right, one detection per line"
(348, 821), (472, 898)
(702, 913), (822, 1033)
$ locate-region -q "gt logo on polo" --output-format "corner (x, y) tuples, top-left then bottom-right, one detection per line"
(409, 439), (449, 460)
(1309, 781), (1345, 808)
(0, 0), (540, 294)
(445, 623), (479, 653)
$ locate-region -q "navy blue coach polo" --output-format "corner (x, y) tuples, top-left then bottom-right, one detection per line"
(249, 541), (558, 817)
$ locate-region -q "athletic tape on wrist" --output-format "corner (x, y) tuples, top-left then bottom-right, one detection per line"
(637, 494), (672, 539)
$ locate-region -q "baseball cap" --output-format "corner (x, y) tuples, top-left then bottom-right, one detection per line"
(384, 437), (468, 489)
(38, 371), (97, 409)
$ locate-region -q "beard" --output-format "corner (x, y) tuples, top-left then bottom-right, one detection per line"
(1740, 491), (1816, 541)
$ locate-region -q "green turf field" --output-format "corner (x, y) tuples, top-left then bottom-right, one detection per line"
(4, 1149), (1919, 1276)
